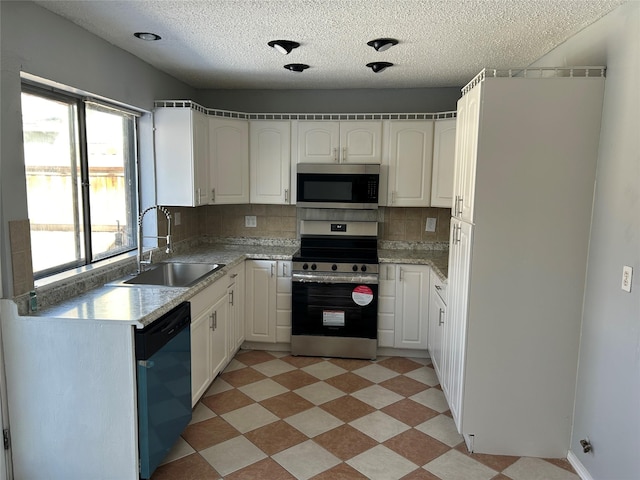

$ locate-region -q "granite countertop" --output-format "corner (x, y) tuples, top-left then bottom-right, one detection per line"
(24, 241), (447, 328)
(27, 243), (298, 328)
(379, 249), (449, 280)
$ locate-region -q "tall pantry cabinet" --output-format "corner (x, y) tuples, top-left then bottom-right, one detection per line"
(445, 68), (605, 457)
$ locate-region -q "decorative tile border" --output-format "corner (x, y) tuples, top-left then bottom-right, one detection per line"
(153, 100), (456, 120)
(462, 66), (607, 95)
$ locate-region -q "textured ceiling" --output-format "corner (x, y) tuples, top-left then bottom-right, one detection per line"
(35, 0), (625, 90)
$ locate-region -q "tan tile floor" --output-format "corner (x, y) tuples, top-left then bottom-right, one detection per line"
(151, 350), (579, 480)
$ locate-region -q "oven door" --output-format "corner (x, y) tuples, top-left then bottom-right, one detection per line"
(292, 275), (378, 339)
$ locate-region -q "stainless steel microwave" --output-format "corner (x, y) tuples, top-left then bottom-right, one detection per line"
(296, 163), (380, 209)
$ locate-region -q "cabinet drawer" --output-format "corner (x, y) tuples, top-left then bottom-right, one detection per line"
(189, 278), (227, 318)
(432, 274), (447, 305)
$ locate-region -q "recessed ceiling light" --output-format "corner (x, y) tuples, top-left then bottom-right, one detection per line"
(268, 40), (300, 55)
(284, 63), (309, 73)
(134, 32), (161, 41)
(366, 62), (393, 73)
(367, 38), (398, 52)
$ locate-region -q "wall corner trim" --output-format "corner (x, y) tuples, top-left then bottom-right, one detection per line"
(567, 450), (595, 480)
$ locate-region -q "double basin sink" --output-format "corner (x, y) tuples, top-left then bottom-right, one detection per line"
(114, 262), (225, 288)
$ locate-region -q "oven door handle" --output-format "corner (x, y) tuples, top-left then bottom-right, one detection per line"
(292, 273), (379, 285)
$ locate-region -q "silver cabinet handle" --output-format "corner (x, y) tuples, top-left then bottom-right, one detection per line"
(455, 224), (462, 244)
(197, 188), (202, 205)
(211, 188), (216, 203)
(342, 146), (347, 162)
(271, 263), (275, 277)
(399, 268), (404, 282)
(333, 147), (339, 163)
(230, 273), (238, 279)
(213, 311), (217, 330)
(209, 313), (214, 330)
(229, 290), (234, 306)
(438, 308), (445, 326)
(455, 195), (463, 217)
(283, 263), (288, 276)
(284, 188), (289, 203)
(435, 285), (442, 291)
(391, 191), (396, 205)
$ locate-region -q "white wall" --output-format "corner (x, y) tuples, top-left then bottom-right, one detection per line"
(0, 1), (196, 297)
(530, 2), (639, 478)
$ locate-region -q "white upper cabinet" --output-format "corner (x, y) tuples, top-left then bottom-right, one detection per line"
(430, 118), (457, 208)
(297, 121), (382, 164)
(249, 121), (291, 204)
(155, 107), (209, 207)
(209, 117), (249, 204)
(452, 85), (481, 222)
(386, 121), (435, 206)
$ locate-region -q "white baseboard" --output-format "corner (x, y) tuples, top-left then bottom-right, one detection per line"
(568, 450), (594, 480)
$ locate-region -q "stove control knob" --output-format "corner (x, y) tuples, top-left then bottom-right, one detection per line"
(332, 264), (338, 271)
(361, 265), (367, 272)
(311, 264), (317, 271)
(352, 265), (359, 272)
(302, 263), (309, 270)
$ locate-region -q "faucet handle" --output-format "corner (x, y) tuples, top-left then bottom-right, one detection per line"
(141, 249), (153, 265)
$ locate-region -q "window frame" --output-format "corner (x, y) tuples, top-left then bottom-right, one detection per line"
(21, 82), (140, 279)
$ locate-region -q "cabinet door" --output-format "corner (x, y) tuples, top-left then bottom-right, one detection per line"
(155, 108), (209, 207)
(377, 264), (397, 347)
(227, 264), (245, 353)
(297, 122), (340, 163)
(428, 272), (446, 380)
(210, 292), (228, 378)
(244, 260), (277, 343)
(191, 306), (213, 406)
(445, 218), (472, 431)
(387, 121), (434, 206)
(452, 85), (481, 222)
(340, 121), (382, 164)
(250, 121), (291, 204)
(209, 118), (249, 204)
(395, 265), (431, 349)
(276, 261), (292, 343)
(430, 118), (457, 208)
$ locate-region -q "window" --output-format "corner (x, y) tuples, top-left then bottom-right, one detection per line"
(21, 85), (139, 278)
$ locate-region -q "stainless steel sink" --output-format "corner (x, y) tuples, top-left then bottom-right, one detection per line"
(120, 262), (225, 287)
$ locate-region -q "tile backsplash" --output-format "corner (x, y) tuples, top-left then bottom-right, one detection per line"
(9, 219), (35, 296)
(165, 205), (451, 245)
(379, 207), (451, 243)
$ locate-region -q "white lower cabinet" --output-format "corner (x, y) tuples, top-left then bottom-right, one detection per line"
(377, 264), (397, 347)
(428, 270), (447, 380)
(395, 264), (431, 349)
(377, 263), (431, 350)
(190, 276), (229, 406)
(276, 261), (292, 343)
(244, 260), (277, 343)
(227, 263), (245, 357)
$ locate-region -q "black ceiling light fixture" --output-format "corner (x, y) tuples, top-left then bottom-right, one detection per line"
(284, 63), (309, 73)
(366, 62), (393, 73)
(367, 38), (398, 52)
(268, 40), (300, 55)
(134, 32), (162, 41)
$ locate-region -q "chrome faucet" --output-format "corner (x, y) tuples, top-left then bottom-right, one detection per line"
(137, 205), (172, 273)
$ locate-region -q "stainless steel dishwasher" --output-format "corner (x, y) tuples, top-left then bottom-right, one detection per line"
(135, 302), (192, 479)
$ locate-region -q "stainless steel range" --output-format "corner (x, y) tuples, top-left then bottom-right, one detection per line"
(291, 220), (379, 360)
